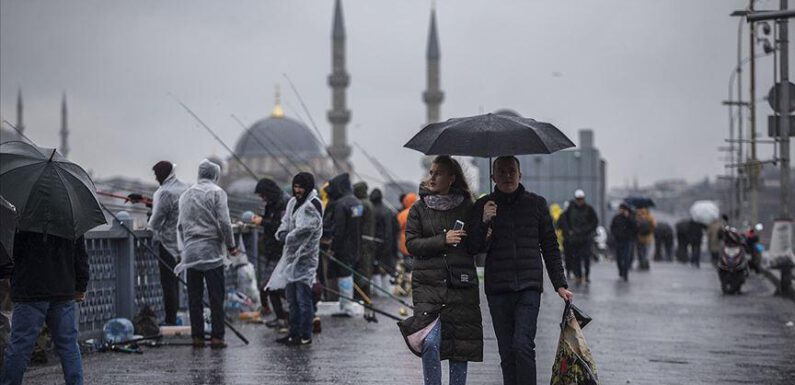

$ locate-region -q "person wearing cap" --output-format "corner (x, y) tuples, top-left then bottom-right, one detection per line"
(610, 203), (638, 281)
(147, 161), (188, 326)
(269, 172), (324, 346)
(175, 159), (239, 349)
(468, 156), (572, 385)
(559, 189), (599, 284)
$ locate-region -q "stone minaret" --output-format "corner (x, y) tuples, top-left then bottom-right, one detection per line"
(60, 93), (69, 158)
(16, 89), (25, 134)
(327, 0), (352, 171)
(423, 7), (444, 125)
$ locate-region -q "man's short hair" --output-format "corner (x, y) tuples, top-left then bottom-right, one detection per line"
(492, 156), (521, 172)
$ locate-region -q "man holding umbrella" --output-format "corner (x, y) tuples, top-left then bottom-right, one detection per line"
(468, 156), (573, 385)
(0, 141), (106, 385)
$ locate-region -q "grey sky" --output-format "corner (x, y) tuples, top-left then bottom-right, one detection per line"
(0, 0), (788, 189)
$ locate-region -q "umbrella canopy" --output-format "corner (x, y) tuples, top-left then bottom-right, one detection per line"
(0, 195), (17, 265)
(624, 196), (655, 209)
(0, 141), (106, 239)
(690, 200), (720, 225)
(404, 113), (575, 157)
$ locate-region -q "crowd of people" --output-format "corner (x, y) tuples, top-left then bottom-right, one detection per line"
(3, 152), (746, 385)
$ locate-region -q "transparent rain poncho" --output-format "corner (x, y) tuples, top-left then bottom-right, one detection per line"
(147, 169), (188, 258)
(174, 160), (235, 274)
(266, 189), (323, 289)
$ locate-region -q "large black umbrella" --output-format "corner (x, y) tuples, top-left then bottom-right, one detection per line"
(0, 141), (106, 239)
(404, 113), (574, 192)
(404, 113), (575, 157)
(0, 195), (17, 266)
(624, 196), (655, 209)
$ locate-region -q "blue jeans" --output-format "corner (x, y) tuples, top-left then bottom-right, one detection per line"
(422, 321), (468, 385)
(487, 290), (542, 385)
(285, 282), (314, 340)
(1, 301), (83, 385)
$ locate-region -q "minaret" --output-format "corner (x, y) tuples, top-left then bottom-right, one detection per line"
(327, 0), (352, 171)
(423, 7), (444, 124)
(60, 93), (70, 158)
(16, 89), (24, 134)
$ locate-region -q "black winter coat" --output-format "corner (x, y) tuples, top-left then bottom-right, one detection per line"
(399, 190), (483, 362)
(261, 194), (289, 263)
(468, 184), (567, 295)
(322, 173), (363, 279)
(560, 201), (599, 246)
(610, 213), (638, 242)
(370, 189), (399, 271)
(10, 231), (89, 302)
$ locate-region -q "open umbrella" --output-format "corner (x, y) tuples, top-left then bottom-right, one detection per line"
(404, 113), (574, 191)
(623, 196), (655, 209)
(0, 141), (106, 239)
(690, 200), (719, 225)
(0, 195), (17, 266)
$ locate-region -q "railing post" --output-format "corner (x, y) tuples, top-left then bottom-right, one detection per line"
(113, 211), (136, 320)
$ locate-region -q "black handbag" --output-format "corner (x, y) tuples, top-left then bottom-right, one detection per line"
(444, 257), (478, 289)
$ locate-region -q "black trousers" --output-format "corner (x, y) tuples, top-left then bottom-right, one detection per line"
(187, 266), (225, 339)
(157, 244), (180, 325)
(268, 289), (288, 320)
(487, 290), (542, 385)
(568, 242), (591, 279)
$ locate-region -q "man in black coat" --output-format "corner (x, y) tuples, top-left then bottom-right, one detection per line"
(369, 188), (399, 297)
(468, 156), (573, 385)
(253, 178), (289, 330)
(1, 231), (89, 385)
(559, 190), (599, 284)
(653, 222), (674, 262)
(610, 203), (638, 281)
(321, 173), (363, 317)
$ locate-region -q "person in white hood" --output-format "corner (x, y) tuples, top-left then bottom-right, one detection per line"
(176, 159), (238, 349)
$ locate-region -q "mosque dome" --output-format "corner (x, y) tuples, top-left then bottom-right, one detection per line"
(234, 104), (323, 160)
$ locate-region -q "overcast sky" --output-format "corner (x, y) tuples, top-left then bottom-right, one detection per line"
(0, 0), (789, 190)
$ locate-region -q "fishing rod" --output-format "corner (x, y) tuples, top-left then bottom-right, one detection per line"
(96, 191), (153, 206)
(169, 94), (259, 181)
(353, 141), (402, 188)
(320, 285), (403, 322)
(229, 114), (296, 177)
(99, 203), (250, 345)
(322, 249), (413, 310)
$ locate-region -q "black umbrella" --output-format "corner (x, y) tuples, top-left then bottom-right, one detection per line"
(0, 141), (106, 239)
(624, 196), (655, 209)
(0, 195), (17, 266)
(404, 113), (575, 157)
(404, 113), (574, 192)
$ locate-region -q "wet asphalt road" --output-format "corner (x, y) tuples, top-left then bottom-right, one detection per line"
(22, 261), (795, 385)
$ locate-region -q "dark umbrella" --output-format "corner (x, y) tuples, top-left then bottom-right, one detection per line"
(404, 113), (575, 192)
(623, 196), (655, 209)
(0, 195), (17, 265)
(0, 141), (106, 239)
(404, 113), (575, 157)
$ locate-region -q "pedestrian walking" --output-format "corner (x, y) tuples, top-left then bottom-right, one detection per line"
(559, 190), (599, 284)
(270, 172), (324, 346)
(635, 207), (656, 270)
(321, 173), (363, 317)
(398, 155), (483, 385)
(396, 192), (418, 295)
(251, 178), (290, 332)
(653, 222), (674, 262)
(610, 203), (637, 281)
(674, 219), (690, 263)
(147, 161), (188, 326)
(468, 156), (573, 385)
(686, 219), (706, 268)
(175, 159), (238, 349)
(370, 188), (399, 297)
(353, 181), (376, 320)
(707, 216), (726, 267)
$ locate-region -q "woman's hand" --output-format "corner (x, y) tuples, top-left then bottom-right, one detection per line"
(445, 229), (467, 245)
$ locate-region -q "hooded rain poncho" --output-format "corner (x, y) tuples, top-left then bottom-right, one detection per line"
(266, 189), (323, 289)
(175, 160), (235, 274)
(148, 170), (188, 258)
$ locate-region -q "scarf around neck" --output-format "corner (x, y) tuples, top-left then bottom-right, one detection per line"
(423, 193), (464, 211)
